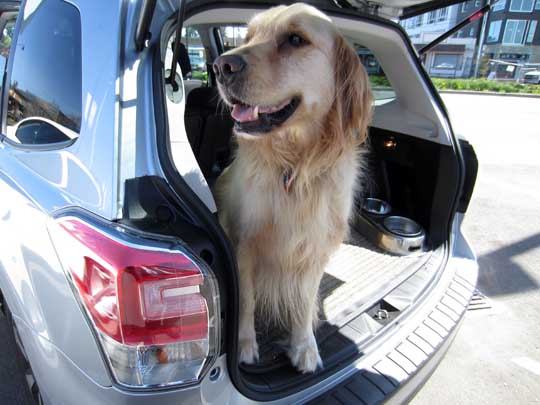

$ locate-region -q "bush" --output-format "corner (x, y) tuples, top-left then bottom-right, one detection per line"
(430, 78), (540, 95)
(369, 75), (391, 88)
(191, 71), (208, 81)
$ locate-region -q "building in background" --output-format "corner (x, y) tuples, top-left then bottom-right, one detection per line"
(480, 0), (540, 80)
(402, 0), (540, 80)
(402, 1), (485, 78)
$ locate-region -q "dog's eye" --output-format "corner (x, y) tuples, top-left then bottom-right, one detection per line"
(288, 33), (307, 47)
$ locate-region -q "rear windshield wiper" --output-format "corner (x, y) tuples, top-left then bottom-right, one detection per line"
(419, 2), (492, 56)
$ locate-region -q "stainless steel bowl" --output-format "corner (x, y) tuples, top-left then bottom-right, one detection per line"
(383, 216), (423, 237)
(362, 198), (391, 216)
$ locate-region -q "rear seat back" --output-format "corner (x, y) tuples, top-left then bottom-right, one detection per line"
(185, 86), (234, 182)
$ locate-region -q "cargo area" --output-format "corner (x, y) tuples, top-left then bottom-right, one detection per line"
(167, 84), (457, 393)
(237, 227), (445, 393)
(153, 5), (462, 398)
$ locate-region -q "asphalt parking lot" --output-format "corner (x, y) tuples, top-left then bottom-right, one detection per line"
(1, 93), (538, 404)
(412, 93), (540, 404)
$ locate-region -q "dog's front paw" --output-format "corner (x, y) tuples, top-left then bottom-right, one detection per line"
(288, 340), (323, 373)
(239, 337), (259, 365)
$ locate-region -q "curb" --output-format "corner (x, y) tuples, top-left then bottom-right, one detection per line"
(438, 90), (540, 98)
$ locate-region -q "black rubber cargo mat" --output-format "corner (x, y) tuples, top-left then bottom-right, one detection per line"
(241, 229), (432, 373)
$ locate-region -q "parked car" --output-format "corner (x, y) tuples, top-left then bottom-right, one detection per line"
(523, 70), (540, 84)
(0, 0), (478, 404)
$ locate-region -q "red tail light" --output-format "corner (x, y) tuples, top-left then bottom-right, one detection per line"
(49, 216), (220, 388)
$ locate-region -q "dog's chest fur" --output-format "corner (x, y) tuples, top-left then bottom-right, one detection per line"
(218, 139), (361, 274)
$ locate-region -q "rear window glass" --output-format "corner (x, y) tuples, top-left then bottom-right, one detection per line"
(218, 25), (248, 51)
(355, 44), (396, 104)
(178, 27), (207, 81)
(5, 0), (82, 146)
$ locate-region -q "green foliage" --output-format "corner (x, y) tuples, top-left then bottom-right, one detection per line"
(191, 71), (208, 81)
(430, 78), (540, 95)
(369, 75), (540, 95)
(369, 75), (391, 87)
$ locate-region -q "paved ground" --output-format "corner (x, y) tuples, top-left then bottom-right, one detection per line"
(412, 93), (540, 404)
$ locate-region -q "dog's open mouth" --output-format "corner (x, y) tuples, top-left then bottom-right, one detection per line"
(229, 96), (301, 134)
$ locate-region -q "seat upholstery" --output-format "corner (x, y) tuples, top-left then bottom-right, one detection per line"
(184, 86), (234, 183)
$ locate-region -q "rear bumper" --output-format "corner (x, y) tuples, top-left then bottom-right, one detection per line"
(309, 261), (475, 404)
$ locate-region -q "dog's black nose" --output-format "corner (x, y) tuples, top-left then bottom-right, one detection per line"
(213, 54), (246, 84)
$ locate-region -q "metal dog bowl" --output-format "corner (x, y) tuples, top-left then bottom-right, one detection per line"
(355, 204), (428, 255)
(383, 216), (423, 237)
(362, 198), (391, 216)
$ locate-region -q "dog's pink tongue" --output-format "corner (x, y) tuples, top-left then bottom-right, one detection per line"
(232, 104), (258, 123)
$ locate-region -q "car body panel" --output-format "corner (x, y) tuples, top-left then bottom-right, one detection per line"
(0, 165), (112, 386)
(0, 0), (127, 389)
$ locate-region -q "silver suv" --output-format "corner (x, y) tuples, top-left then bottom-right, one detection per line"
(0, 0), (478, 404)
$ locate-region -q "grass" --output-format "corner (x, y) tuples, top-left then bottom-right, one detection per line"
(370, 76), (540, 95)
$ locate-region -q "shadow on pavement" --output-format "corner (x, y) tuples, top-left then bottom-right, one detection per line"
(477, 232), (540, 297)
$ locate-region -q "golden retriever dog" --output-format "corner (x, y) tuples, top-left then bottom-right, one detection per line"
(213, 3), (372, 373)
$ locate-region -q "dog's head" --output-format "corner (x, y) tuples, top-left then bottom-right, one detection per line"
(213, 3), (372, 142)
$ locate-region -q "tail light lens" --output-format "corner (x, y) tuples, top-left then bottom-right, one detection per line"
(48, 216), (220, 388)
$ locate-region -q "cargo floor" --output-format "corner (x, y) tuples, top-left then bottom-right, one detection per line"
(242, 227), (434, 373)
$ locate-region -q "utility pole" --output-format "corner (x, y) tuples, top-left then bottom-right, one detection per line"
(473, 0), (491, 78)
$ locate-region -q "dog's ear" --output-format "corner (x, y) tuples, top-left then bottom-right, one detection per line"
(333, 36), (372, 144)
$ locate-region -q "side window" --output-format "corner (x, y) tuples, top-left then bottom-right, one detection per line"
(179, 27), (207, 81)
(5, 0), (82, 146)
(218, 25), (248, 52)
(356, 45), (396, 104)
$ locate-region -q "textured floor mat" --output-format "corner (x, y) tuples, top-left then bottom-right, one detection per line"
(242, 228), (432, 372)
(320, 228), (431, 327)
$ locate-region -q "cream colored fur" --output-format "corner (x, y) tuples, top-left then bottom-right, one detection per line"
(215, 3), (372, 373)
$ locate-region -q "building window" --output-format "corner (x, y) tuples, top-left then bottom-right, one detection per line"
(427, 11), (436, 24)
(503, 20), (528, 44)
(526, 20), (537, 43)
(438, 7), (448, 21)
(6, 0), (82, 146)
(462, 2), (469, 11)
(536, 0), (540, 9)
(509, 0), (534, 11)
(487, 20), (503, 42)
(432, 54), (463, 70)
(475, 0), (482, 6)
(493, 0), (506, 11)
